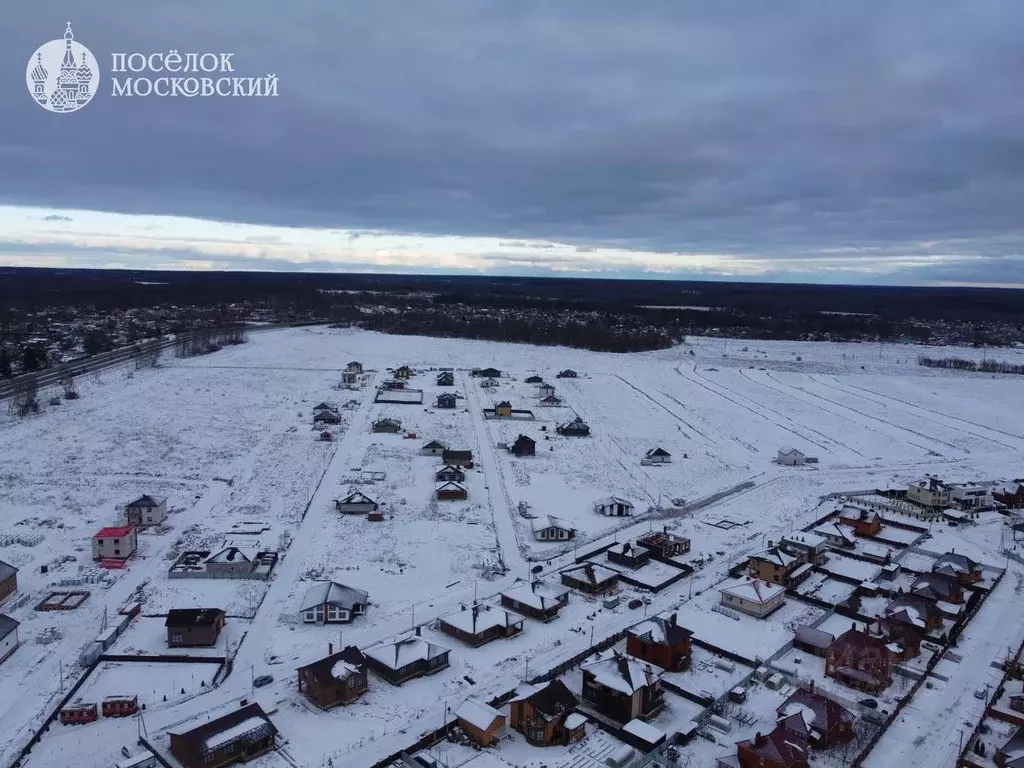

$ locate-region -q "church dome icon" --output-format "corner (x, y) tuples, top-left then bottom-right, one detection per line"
(25, 21), (99, 113)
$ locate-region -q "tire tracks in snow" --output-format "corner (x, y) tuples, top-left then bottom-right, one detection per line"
(757, 369), (958, 455)
(676, 364), (840, 456)
(820, 376), (1024, 451)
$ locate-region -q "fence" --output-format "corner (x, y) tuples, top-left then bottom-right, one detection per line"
(528, 629), (629, 684)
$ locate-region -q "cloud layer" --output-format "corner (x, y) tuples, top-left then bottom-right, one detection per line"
(2, 1), (1023, 282)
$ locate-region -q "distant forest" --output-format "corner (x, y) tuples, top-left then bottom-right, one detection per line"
(1, 267), (1023, 353)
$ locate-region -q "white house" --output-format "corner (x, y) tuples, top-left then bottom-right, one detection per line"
(907, 476), (951, 508)
(719, 578), (786, 618)
(776, 448), (807, 466)
(594, 497), (635, 517)
(530, 515), (576, 541)
(0, 614), (19, 665)
(539, 394), (563, 407)
(948, 483), (993, 509)
(538, 383), (556, 398)
(124, 495), (168, 526)
(644, 447), (671, 464)
(92, 526), (138, 561)
(813, 522), (857, 549)
(300, 582), (369, 624)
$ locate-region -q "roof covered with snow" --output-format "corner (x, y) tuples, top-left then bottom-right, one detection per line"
(440, 604), (523, 635)
(628, 612), (692, 646)
(501, 581), (570, 611)
(455, 698), (505, 731)
(300, 581), (369, 612)
(719, 577), (785, 604)
(581, 651), (664, 694)
(364, 636), (449, 671)
(623, 718), (665, 744)
(0, 613), (20, 641)
(530, 514), (574, 533)
(561, 562), (618, 585)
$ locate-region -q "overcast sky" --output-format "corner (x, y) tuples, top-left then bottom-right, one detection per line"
(1, 1), (1023, 285)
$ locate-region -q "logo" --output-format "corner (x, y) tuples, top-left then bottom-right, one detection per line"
(26, 22), (99, 113)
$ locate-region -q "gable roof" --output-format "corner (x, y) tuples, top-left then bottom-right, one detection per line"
(422, 440), (447, 450)
(126, 494), (167, 508)
(777, 447), (805, 457)
(95, 525), (135, 539)
(442, 449), (473, 460)
(440, 604), (523, 635)
(165, 608), (224, 628)
(364, 636), (449, 671)
(512, 679), (577, 720)
(495, 400), (512, 408)
(501, 580), (570, 611)
(933, 551), (979, 574)
(540, 394), (562, 403)
(204, 545), (255, 565)
(751, 546), (799, 568)
(339, 490), (377, 505)
(513, 434), (536, 446)
(0, 613), (19, 641)
(300, 582), (369, 612)
(581, 651), (664, 694)
(298, 645), (366, 685)
(436, 481), (467, 493)
(530, 514), (574, 534)
(168, 702), (276, 764)
(645, 447), (671, 458)
(593, 496), (634, 510)
(0, 559), (18, 583)
(813, 522), (857, 543)
(373, 417), (401, 427)
(435, 464), (466, 478)
(777, 689), (854, 736)
(909, 572), (960, 601)
(628, 612), (692, 646)
(455, 698), (505, 732)
(738, 726), (808, 768)
(830, 627), (892, 659)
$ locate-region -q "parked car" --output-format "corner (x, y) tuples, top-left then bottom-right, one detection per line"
(859, 698), (878, 709)
(253, 675), (274, 688)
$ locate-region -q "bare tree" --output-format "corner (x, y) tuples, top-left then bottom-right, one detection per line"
(8, 375), (39, 417)
(135, 343), (162, 370)
(58, 370), (78, 399)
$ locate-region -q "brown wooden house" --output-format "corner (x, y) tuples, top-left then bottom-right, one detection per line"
(560, 563), (619, 595)
(510, 434), (536, 456)
(455, 698), (507, 746)
(169, 702), (277, 768)
(825, 626), (893, 693)
(775, 687), (855, 749)
(442, 450), (474, 468)
(500, 580), (570, 622)
(297, 645), (368, 709)
(364, 636), (450, 685)
(910, 572), (964, 604)
(437, 603), (524, 647)
(510, 679), (584, 747)
(717, 726), (810, 768)
(994, 481), (1024, 509)
(581, 651), (665, 723)
(435, 481), (468, 501)
(165, 608), (226, 648)
(626, 612), (692, 672)
(0, 560), (18, 604)
(636, 529), (690, 559)
(837, 504), (882, 536)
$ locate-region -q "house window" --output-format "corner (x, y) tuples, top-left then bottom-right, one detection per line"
(171, 633), (183, 643)
(304, 610), (317, 622)
(113, 538), (120, 544)
(114, 549), (121, 556)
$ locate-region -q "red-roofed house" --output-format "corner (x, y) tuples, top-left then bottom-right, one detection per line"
(91, 526), (137, 562)
(775, 688), (855, 749)
(717, 726), (810, 768)
(825, 627), (893, 693)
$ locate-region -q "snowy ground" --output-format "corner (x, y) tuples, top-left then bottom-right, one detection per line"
(2, 328), (1023, 768)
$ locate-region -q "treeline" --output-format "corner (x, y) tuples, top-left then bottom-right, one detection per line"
(173, 327), (249, 358)
(918, 356), (1024, 375)
(358, 310), (677, 353)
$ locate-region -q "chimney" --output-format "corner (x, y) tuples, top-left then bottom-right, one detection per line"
(754, 732), (765, 747)
(328, 642), (333, 655)
(415, 625), (421, 636)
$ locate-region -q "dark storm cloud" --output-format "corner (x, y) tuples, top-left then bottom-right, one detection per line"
(2, 0), (1024, 274)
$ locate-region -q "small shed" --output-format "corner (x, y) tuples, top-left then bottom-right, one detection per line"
(594, 497), (634, 517)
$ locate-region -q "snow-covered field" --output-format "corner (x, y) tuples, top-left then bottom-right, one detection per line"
(1, 328), (1023, 768)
